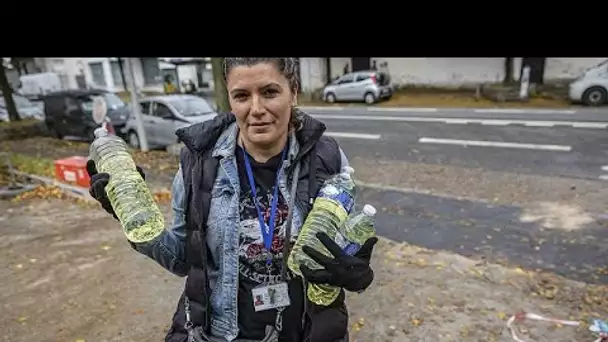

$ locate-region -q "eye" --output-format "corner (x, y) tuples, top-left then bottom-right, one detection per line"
(232, 93), (248, 101)
(263, 88), (279, 97)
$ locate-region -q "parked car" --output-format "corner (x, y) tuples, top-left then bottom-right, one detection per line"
(122, 94), (217, 149)
(0, 92), (45, 122)
(568, 60), (608, 106)
(323, 71), (393, 104)
(42, 90), (118, 141)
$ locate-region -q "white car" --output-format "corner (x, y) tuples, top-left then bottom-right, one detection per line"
(568, 60), (608, 106)
(0, 93), (44, 122)
(122, 94), (217, 149)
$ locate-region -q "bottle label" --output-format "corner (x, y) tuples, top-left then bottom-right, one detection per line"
(318, 185), (355, 213)
(343, 242), (361, 256)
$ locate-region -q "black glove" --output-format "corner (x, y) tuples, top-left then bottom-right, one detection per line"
(300, 232), (378, 293)
(86, 159), (145, 220)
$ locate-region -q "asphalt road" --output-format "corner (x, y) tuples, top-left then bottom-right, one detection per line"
(301, 105), (608, 284)
(302, 106), (608, 181)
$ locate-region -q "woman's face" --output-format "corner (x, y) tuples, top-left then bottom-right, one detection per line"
(226, 62), (296, 148)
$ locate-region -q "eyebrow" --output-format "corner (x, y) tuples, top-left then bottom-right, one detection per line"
(230, 82), (282, 95)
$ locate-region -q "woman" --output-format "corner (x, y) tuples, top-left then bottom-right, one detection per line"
(87, 57), (377, 342)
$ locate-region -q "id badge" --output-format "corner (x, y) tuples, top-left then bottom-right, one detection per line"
(251, 282), (291, 312)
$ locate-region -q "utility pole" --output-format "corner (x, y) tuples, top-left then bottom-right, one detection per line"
(0, 58), (20, 122)
(124, 58), (149, 151)
(210, 58), (230, 112)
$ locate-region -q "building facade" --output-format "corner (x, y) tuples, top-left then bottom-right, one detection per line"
(298, 57), (608, 92)
(39, 58), (213, 94)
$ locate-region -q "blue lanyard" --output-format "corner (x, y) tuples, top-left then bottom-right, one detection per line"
(241, 142), (288, 265)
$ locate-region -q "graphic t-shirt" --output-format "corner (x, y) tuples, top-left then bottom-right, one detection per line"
(235, 145), (304, 341)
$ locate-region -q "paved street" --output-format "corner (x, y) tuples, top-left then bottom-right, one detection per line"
(303, 106), (608, 181)
(302, 106), (608, 284)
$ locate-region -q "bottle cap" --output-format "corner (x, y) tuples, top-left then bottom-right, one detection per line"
(94, 127), (109, 139)
(362, 204), (377, 216)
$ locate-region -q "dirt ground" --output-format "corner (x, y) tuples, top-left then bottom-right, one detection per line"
(2, 197), (606, 342)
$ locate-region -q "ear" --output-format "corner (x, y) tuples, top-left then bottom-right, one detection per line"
(291, 87), (299, 107)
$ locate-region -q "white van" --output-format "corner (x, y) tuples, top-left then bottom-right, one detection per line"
(19, 72), (62, 98)
(568, 60), (608, 106)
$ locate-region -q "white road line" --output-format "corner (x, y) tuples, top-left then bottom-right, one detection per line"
(418, 137), (572, 151)
(324, 132), (381, 140)
(311, 114), (608, 129)
(602, 166), (608, 171)
(473, 108), (576, 114)
(299, 106), (345, 111)
(599, 175), (608, 181)
(368, 107), (438, 112)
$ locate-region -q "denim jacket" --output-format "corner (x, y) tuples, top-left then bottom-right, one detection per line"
(133, 122), (349, 341)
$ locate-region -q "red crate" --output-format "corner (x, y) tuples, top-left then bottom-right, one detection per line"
(54, 156), (90, 188)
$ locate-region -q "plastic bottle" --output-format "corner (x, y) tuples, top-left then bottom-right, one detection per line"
(88, 127), (165, 243)
(341, 204), (377, 256)
(287, 166), (356, 306)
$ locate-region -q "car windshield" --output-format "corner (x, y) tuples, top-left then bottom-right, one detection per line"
(0, 94), (35, 108)
(81, 93), (126, 112)
(168, 97), (214, 116)
(103, 93), (126, 110)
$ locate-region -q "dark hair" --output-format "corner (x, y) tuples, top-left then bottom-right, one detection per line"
(222, 57), (300, 93)
(222, 57), (302, 130)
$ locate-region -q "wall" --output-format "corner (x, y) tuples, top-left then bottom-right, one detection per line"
(543, 58), (607, 81)
(330, 58), (351, 80)
(299, 58), (327, 92)
(372, 58), (505, 87)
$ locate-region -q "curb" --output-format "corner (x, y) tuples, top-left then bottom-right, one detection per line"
(10, 170), (95, 202)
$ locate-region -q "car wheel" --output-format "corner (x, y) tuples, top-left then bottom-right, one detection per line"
(86, 128), (96, 142)
(47, 124), (63, 139)
(582, 86), (607, 106)
(364, 92), (377, 105)
(325, 92), (336, 103)
(128, 131), (140, 149)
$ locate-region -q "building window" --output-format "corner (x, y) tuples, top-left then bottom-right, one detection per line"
(141, 58), (161, 85)
(89, 62), (106, 86)
(110, 61), (124, 88)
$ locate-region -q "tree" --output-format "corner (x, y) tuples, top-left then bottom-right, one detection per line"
(9, 57), (36, 76)
(211, 58), (230, 112)
(503, 57), (514, 84)
(0, 58), (20, 122)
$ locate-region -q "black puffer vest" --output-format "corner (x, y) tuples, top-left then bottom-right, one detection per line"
(165, 112), (349, 342)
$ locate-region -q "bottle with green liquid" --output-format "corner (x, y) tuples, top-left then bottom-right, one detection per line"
(288, 166), (357, 306)
(89, 127), (165, 243)
(340, 204), (377, 257)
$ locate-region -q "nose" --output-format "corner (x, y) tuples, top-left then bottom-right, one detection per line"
(250, 94), (265, 117)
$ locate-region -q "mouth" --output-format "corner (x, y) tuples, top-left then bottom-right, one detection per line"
(249, 122), (273, 127)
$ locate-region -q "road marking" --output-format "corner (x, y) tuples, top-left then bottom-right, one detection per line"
(312, 114), (608, 129)
(368, 107), (438, 112)
(324, 132), (381, 140)
(602, 166), (608, 171)
(418, 137), (572, 151)
(299, 106), (345, 111)
(473, 108), (576, 114)
(600, 175), (608, 181)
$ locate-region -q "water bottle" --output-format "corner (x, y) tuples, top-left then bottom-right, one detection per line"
(341, 204), (377, 256)
(288, 166), (356, 306)
(89, 127), (165, 243)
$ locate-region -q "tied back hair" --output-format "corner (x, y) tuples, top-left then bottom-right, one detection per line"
(222, 57), (302, 130)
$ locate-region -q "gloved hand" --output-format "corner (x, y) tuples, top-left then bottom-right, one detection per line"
(86, 159), (145, 220)
(300, 232), (378, 293)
